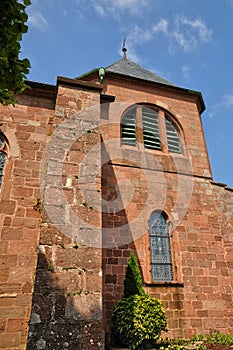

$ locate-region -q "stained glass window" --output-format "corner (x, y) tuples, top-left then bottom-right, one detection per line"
(0, 136), (7, 188)
(149, 211), (173, 282)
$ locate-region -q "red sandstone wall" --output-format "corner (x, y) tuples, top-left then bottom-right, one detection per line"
(88, 74), (212, 179)
(99, 75), (233, 343)
(0, 90), (54, 349)
(26, 81), (104, 350)
(0, 80), (105, 350)
(102, 149), (233, 342)
(0, 73), (233, 350)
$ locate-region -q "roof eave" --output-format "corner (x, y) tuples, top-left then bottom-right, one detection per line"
(57, 76), (103, 92)
(25, 80), (56, 91)
(20, 80), (57, 100)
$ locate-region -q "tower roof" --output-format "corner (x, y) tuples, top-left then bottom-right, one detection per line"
(105, 58), (175, 87)
(76, 58), (205, 113)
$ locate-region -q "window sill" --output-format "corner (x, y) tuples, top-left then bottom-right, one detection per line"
(121, 143), (185, 156)
(145, 281), (184, 287)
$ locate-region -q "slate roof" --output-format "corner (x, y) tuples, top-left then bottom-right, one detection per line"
(105, 59), (175, 87)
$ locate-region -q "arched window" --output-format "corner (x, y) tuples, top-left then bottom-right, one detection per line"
(0, 135), (8, 188)
(121, 105), (181, 154)
(149, 211), (173, 282)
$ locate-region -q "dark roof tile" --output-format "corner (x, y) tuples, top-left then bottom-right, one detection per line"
(105, 59), (175, 86)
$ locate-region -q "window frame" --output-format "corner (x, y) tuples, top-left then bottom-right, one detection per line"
(121, 104), (183, 154)
(0, 134), (8, 190)
(149, 210), (173, 282)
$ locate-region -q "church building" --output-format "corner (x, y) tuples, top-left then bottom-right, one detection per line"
(0, 53), (233, 349)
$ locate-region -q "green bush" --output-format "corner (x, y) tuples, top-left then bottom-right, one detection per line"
(112, 294), (168, 350)
(124, 252), (145, 298)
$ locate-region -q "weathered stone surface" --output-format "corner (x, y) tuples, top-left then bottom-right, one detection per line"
(0, 63), (233, 350)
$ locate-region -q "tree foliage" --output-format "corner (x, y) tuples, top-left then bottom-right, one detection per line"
(123, 252), (145, 298)
(112, 253), (167, 349)
(0, 0), (31, 105)
(112, 294), (168, 349)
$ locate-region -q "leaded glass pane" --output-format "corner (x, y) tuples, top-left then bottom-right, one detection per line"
(0, 152), (7, 187)
(150, 224), (169, 236)
(150, 237), (172, 263)
(152, 264), (173, 282)
(149, 211), (173, 282)
(150, 211), (169, 236)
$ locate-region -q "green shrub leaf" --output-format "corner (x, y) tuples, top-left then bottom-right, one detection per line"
(112, 294), (168, 350)
(123, 252), (145, 298)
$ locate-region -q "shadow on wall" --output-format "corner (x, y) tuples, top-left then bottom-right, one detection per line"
(101, 140), (137, 346)
(27, 137), (140, 349)
(27, 246), (102, 350)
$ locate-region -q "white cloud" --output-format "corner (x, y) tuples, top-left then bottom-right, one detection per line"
(76, 1), (211, 56)
(123, 16), (211, 63)
(122, 19), (168, 63)
(74, 0), (212, 60)
(222, 94), (233, 108)
(152, 19), (168, 34)
(119, 19), (168, 63)
(209, 94), (233, 118)
(182, 65), (190, 80)
(127, 19), (168, 48)
(172, 31), (191, 52)
(74, 2), (86, 20)
(181, 18), (212, 42)
(92, 3), (106, 17)
(91, 0), (149, 18)
(105, 0), (148, 13)
(128, 25), (152, 43)
(170, 16), (212, 52)
(28, 11), (48, 30)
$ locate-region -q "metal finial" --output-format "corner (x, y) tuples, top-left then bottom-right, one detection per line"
(122, 37), (127, 60)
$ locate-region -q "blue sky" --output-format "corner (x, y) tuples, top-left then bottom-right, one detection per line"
(21, 0), (233, 187)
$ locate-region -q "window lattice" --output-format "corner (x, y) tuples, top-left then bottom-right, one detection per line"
(142, 107), (161, 150)
(165, 117), (181, 153)
(0, 136), (7, 188)
(121, 105), (182, 155)
(0, 150), (7, 187)
(121, 108), (136, 146)
(149, 211), (173, 282)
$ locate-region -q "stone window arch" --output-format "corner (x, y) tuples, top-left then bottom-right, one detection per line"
(121, 104), (182, 154)
(149, 210), (173, 282)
